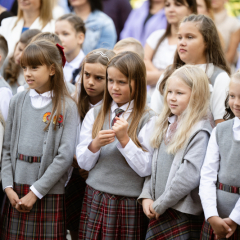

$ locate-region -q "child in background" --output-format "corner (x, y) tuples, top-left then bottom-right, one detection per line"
(66, 49), (115, 240)
(200, 71), (240, 239)
(139, 65), (212, 239)
(1, 40), (78, 239)
(77, 52), (156, 239)
(4, 29), (41, 95)
(55, 13), (85, 85)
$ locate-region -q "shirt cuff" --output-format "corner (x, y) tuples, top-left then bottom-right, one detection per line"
(117, 138), (137, 159)
(229, 208), (240, 225)
(204, 207), (219, 221)
(4, 186), (13, 191)
(30, 186), (43, 199)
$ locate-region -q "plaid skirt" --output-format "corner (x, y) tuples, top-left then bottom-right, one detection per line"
(0, 183), (66, 240)
(200, 220), (240, 240)
(65, 170), (86, 231)
(78, 185), (148, 240)
(146, 208), (204, 240)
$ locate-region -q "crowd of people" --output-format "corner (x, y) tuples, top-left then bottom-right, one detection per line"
(0, 0), (240, 239)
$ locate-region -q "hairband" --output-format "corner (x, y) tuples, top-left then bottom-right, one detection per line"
(56, 43), (66, 67)
(92, 51), (110, 61)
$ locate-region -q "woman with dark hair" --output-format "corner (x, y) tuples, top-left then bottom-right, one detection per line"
(68, 0), (117, 54)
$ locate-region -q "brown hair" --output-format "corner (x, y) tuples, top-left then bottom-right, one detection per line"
(159, 14), (230, 94)
(4, 29), (41, 86)
(31, 32), (62, 45)
(0, 35), (8, 63)
(92, 51), (148, 150)
(201, 0), (214, 19)
(13, 0), (53, 30)
(153, 0), (197, 59)
(57, 13), (86, 34)
(20, 40), (71, 130)
(76, 48), (115, 121)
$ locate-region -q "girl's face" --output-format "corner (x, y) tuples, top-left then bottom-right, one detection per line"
(165, 0), (191, 25)
(107, 67), (135, 107)
(18, 0), (41, 12)
(229, 79), (240, 119)
(83, 63), (106, 104)
(55, 20), (84, 58)
(14, 42), (26, 65)
(211, 0), (226, 11)
(177, 22), (206, 65)
(197, 0), (208, 15)
(167, 76), (192, 117)
(22, 64), (55, 94)
(69, 0), (89, 8)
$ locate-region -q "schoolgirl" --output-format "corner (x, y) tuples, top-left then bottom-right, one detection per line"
(0, 39), (78, 239)
(151, 14), (230, 127)
(55, 13), (85, 84)
(139, 65), (212, 239)
(77, 51), (156, 239)
(200, 71), (240, 239)
(65, 48), (115, 240)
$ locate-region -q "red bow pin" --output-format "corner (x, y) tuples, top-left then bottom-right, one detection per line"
(56, 43), (66, 67)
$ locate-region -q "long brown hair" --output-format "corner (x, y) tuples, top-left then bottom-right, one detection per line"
(159, 14), (230, 94)
(153, 0), (197, 59)
(20, 40), (71, 130)
(92, 51), (148, 150)
(76, 49), (115, 121)
(4, 29), (41, 86)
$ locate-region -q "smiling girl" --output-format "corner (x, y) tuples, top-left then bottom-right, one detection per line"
(1, 40), (78, 239)
(151, 14), (230, 126)
(139, 65), (212, 239)
(77, 51), (156, 239)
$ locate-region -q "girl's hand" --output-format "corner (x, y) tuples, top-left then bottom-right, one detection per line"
(89, 130), (115, 153)
(218, 218), (237, 239)
(150, 202), (160, 220)
(5, 188), (20, 208)
(208, 216), (231, 239)
(16, 191), (38, 212)
(142, 198), (156, 219)
(112, 117), (129, 147)
(79, 169), (89, 180)
(72, 155), (80, 169)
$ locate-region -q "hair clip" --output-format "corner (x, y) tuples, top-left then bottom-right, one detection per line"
(56, 43), (66, 67)
(92, 51), (110, 61)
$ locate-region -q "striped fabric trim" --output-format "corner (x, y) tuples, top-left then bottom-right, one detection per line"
(217, 181), (240, 194)
(17, 153), (42, 163)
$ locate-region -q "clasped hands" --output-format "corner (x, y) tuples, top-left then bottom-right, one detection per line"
(142, 198), (160, 220)
(5, 187), (38, 213)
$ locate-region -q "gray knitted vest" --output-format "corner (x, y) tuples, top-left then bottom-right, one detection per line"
(86, 105), (155, 197)
(216, 119), (240, 218)
(209, 66), (224, 86)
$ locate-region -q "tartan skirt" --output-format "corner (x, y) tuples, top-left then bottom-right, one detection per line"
(65, 170), (86, 231)
(78, 185), (148, 240)
(146, 208), (204, 240)
(200, 220), (240, 240)
(0, 183), (66, 240)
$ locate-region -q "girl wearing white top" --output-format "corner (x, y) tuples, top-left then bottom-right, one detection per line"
(151, 14), (230, 126)
(0, 0), (55, 57)
(200, 71), (240, 239)
(144, 0), (197, 95)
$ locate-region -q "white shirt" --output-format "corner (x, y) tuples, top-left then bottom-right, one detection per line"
(199, 117), (240, 225)
(150, 63), (230, 121)
(0, 87), (12, 121)
(76, 100), (156, 177)
(63, 50), (85, 82)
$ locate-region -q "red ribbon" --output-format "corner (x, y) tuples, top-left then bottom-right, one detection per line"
(56, 43), (66, 67)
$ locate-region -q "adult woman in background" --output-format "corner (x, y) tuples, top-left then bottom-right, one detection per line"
(0, 0), (55, 57)
(69, 0), (117, 54)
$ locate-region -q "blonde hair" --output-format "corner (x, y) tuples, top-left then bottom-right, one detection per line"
(114, 38), (144, 60)
(13, 0), (53, 30)
(151, 65), (210, 153)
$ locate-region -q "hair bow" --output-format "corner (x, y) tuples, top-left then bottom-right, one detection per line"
(56, 43), (66, 67)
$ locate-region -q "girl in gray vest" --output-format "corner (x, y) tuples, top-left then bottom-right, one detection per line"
(139, 65), (212, 239)
(200, 71), (240, 239)
(1, 40), (78, 239)
(77, 51), (156, 239)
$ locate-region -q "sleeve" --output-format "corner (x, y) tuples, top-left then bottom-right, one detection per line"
(146, 30), (164, 50)
(210, 72), (230, 120)
(32, 103), (79, 197)
(138, 176), (153, 204)
(152, 131), (210, 215)
(76, 108), (101, 171)
(118, 0), (132, 32)
(117, 115), (156, 177)
(150, 74), (164, 115)
(199, 128), (220, 221)
(229, 198), (240, 225)
(120, 10), (135, 39)
(0, 88), (12, 121)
